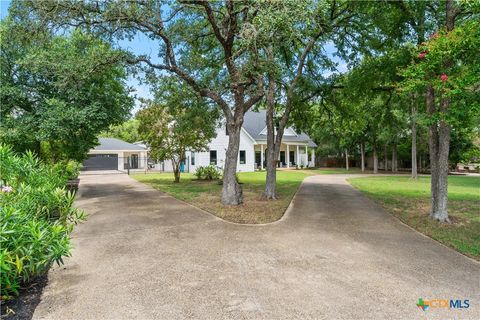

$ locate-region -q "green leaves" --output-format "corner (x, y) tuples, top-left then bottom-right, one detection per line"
(0, 145), (86, 300)
(0, 19), (133, 162)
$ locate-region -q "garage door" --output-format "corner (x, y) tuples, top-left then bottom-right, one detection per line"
(83, 154), (118, 171)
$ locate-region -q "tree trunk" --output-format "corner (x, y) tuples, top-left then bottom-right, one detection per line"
(392, 143), (397, 173)
(360, 142), (365, 172)
(384, 144), (388, 171)
(427, 85), (439, 217)
(222, 123), (243, 205)
(173, 168), (180, 183)
(435, 119), (450, 221)
(345, 149), (349, 170)
(428, 0), (456, 222)
(373, 145), (378, 174)
(264, 76), (278, 199)
(265, 146), (278, 199)
(172, 159), (181, 183)
(411, 100), (418, 179)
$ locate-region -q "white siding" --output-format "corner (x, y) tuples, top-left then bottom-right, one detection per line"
(186, 125), (255, 173)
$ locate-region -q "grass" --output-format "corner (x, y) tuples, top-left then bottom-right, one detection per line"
(132, 170), (311, 224)
(348, 176), (480, 260)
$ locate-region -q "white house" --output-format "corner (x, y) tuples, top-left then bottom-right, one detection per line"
(85, 111), (316, 173)
(83, 138), (148, 172)
(159, 110), (316, 173)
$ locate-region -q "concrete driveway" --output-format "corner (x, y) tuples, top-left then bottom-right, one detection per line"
(33, 174), (480, 320)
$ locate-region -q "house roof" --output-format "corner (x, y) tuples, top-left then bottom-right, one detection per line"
(243, 110), (316, 146)
(92, 138), (147, 151)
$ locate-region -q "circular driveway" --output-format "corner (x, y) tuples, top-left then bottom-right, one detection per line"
(33, 174), (480, 319)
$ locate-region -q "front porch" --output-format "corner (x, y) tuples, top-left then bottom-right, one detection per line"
(254, 143), (315, 170)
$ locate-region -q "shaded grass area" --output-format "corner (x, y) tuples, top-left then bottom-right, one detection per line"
(132, 171), (311, 224)
(348, 176), (480, 260)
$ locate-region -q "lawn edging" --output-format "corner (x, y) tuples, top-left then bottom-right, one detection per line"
(130, 171), (309, 225)
(346, 175), (480, 262)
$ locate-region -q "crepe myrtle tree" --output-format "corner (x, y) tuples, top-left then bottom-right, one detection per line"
(21, 0), (266, 205)
(137, 82), (219, 183)
(401, 18), (480, 222)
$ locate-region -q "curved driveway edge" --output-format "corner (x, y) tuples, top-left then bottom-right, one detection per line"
(33, 173), (480, 320)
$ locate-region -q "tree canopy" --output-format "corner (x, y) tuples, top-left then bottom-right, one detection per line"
(137, 78), (219, 183)
(0, 19), (133, 161)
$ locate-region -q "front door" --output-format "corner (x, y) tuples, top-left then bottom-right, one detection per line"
(280, 151), (286, 167)
(130, 154), (139, 169)
(289, 151), (295, 165)
(255, 151), (261, 168)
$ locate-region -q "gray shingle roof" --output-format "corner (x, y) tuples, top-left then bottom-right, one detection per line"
(93, 138), (147, 151)
(243, 110), (316, 146)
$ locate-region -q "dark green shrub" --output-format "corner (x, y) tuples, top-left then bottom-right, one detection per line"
(0, 145), (86, 299)
(194, 165), (222, 180)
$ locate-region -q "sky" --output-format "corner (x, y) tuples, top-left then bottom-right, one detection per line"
(1, 0), (347, 114)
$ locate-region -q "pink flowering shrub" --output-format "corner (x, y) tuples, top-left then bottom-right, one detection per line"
(0, 144), (85, 299)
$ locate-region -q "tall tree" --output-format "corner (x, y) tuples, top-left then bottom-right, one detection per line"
(259, 0), (359, 199)
(99, 119), (141, 144)
(0, 19), (132, 161)
(401, 12), (479, 222)
(137, 79), (219, 183)
(21, 0), (265, 205)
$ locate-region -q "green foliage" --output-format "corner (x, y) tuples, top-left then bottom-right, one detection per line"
(194, 165), (222, 181)
(99, 119), (141, 143)
(137, 78), (219, 182)
(53, 160), (81, 180)
(0, 145), (86, 299)
(400, 20), (480, 126)
(0, 18), (133, 162)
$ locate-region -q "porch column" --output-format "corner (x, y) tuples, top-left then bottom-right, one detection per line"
(312, 149), (315, 168)
(286, 144), (290, 168)
(305, 145), (308, 166)
(260, 144), (264, 170)
(296, 145), (300, 166)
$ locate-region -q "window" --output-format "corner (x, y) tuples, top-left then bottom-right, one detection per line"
(239, 150), (246, 164)
(191, 152), (195, 165)
(308, 151), (312, 162)
(210, 150), (217, 165)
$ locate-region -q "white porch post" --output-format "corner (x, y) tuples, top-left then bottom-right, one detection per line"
(305, 145), (308, 166)
(296, 145), (300, 166)
(312, 149), (315, 168)
(286, 144), (290, 168)
(260, 144), (264, 170)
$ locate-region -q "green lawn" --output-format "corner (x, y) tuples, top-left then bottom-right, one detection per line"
(132, 170), (310, 224)
(348, 176), (480, 260)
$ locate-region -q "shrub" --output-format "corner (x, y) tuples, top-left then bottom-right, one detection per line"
(0, 145), (86, 299)
(194, 165), (222, 180)
(54, 160), (81, 180)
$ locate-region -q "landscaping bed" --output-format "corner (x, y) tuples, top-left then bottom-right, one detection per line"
(132, 171), (311, 224)
(348, 175), (480, 260)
